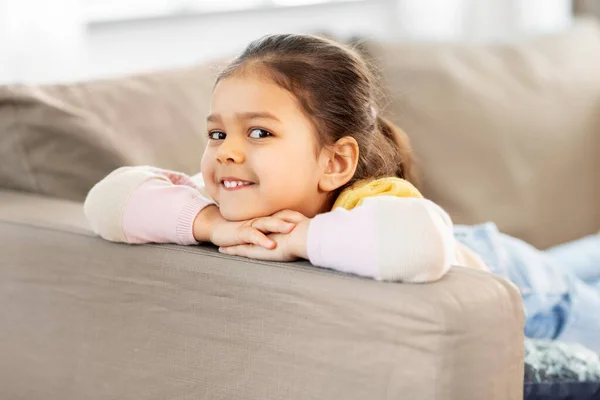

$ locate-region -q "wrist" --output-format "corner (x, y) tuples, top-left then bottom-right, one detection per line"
(289, 219), (310, 260)
(192, 205), (224, 242)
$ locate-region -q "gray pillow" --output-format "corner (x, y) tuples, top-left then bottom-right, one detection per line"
(0, 64), (219, 202)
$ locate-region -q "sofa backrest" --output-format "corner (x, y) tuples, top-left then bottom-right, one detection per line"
(366, 18), (600, 248)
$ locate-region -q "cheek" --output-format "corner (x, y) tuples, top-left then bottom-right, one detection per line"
(255, 152), (290, 182)
(200, 151), (218, 195)
(200, 147), (216, 175)
(256, 148), (318, 191)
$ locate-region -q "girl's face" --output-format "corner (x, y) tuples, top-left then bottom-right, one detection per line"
(201, 73), (330, 221)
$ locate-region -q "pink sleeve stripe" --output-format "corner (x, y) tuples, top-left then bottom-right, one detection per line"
(122, 178), (214, 245)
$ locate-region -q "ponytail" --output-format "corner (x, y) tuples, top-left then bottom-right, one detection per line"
(375, 115), (420, 186)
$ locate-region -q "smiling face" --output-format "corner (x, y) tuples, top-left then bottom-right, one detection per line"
(200, 72), (331, 221)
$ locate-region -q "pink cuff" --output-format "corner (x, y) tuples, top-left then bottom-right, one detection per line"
(176, 195), (214, 245)
(122, 179), (214, 245)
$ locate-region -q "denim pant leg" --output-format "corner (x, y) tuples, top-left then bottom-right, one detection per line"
(543, 234), (600, 352)
(455, 223), (600, 352)
(552, 277), (600, 353)
(545, 234), (600, 285)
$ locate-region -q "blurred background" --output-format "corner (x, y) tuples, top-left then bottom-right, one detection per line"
(0, 0), (598, 84)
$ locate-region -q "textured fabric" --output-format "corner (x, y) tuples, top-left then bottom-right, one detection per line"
(455, 222), (600, 353)
(523, 338), (600, 400)
(524, 339), (600, 383)
(0, 63), (218, 201)
(333, 176), (422, 210)
(366, 18), (600, 249)
(123, 179), (212, 245)
(0, 188), (525, 400)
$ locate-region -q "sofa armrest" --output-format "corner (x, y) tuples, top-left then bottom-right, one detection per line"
(0, 189), (524, 400)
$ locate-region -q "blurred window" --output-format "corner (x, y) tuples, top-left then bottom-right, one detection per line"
(86, 0), (361, 23)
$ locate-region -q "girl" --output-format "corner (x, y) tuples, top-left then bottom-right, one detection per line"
(85, 34), (600, 352)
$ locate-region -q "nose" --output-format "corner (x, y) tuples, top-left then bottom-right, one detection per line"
(215, 135), (245, 164)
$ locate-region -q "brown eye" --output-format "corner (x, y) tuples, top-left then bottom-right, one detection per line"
(248, 128), (272, 139)
(208, 131), (226, 140)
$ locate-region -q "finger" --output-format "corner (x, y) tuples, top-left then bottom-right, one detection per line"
(219, 244), (277, 261)
(271, 210), (307, 224)
(251, 217), (295, 234)
(239, 227), (276, 249)
(219, 244), (259, 258)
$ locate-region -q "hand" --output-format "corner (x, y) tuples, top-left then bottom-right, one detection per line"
(194, 207), (307, 249)
(218, 217), (311, 262)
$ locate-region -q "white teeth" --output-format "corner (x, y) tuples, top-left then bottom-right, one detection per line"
(223, 180), (251, 188)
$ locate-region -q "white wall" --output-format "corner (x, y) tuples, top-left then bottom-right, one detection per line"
(83, 0), (391, 81)
(0, 0), (86, 83)
(0, 0), (574, 84)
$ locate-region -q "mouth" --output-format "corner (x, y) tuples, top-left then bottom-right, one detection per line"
(220, 177), (255, 191)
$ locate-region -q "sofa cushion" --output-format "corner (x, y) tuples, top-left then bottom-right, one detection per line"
(0, 187), (525, 400)
(367, 18), (600, 248)
(0, 64), (218, 202)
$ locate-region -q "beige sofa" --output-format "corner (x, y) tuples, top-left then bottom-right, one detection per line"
(2, 18), (600, 400)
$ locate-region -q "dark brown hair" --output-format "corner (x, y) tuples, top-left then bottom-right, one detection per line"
(216, 33), (417, 193)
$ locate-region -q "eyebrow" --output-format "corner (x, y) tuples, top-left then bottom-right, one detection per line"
(207, 112), (281, 123)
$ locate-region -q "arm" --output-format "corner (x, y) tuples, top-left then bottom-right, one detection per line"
(84, 166), (296, 248)
(84, 166), (214, 245)
(305, 196), (456, 283)
(219, 196), (457, 283)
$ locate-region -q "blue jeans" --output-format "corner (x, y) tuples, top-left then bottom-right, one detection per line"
(454, 223), (600, 353)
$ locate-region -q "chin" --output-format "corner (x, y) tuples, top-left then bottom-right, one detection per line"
(219, 206), (267, 222)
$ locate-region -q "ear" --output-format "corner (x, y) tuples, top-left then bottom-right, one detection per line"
(318, 136), (359, 192)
